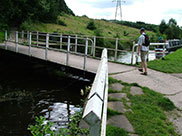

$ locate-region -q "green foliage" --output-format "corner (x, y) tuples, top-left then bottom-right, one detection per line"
(0, 0), (74, 26)
(106, 125), (128, 136)
(86, 21), (97, 30)
(28, 111), (88, 136)
(148, 49), (182, 73)
(159, 18), (182, 39)
(112, 20), (159, 32)
(108, 77), (120, 84)
(0, 31), (5, 43)
(158, 97), (175, 111)
(126, 86), (177, 136)
(28, 116), (59, 136)
(57, 20), (67, 26)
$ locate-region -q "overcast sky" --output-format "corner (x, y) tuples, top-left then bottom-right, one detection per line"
(65, 0), (182, 26)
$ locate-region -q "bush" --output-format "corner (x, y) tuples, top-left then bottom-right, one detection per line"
(87, 21), (97, 30)
(57, 20), (67, 26)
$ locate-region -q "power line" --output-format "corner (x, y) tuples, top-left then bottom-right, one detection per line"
(112, 0), (126, 20)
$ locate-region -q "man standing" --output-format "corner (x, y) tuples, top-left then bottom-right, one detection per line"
(137, 28), (149, 75)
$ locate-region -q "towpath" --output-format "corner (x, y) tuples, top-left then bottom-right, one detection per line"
(108, 63), (182, 110)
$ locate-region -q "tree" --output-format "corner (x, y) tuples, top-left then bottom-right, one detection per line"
(159, 20), (168, 34)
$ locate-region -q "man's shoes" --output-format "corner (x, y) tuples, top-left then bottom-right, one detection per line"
(141, 72), (148, 76)
(138, 68), (143, 72)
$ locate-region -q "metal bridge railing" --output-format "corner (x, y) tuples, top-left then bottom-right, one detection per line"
(131, 42), (169, 64)
(82, 48), (108, 136)
(4, 30), (94, 71)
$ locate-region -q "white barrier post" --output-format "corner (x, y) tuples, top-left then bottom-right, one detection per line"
(36, 31), (39, 46)
(162, 44), (165, 60)
(60, 34), (62, 49)
(114, 38), (118, 61)
(83, 38), (88, 70)
(93, 36), (96, 57)
(131, 41), (136, 64)
(29, 32), (32, 56)
(5, 30), (7, 50)
(45, 33), (49, 60)
(15, 31), (18, 53)
(66, 36), (71, 66)
(75, 35), (78, 52)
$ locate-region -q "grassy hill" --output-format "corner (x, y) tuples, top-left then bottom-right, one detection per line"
(20, 14), (158, 50)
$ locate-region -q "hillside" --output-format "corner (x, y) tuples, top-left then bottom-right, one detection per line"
(20, 14), (158, 50)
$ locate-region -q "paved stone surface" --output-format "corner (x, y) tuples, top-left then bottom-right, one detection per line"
(108, 102), (126, 113)
(130, 86), (144, 96)
(108, 93), (128, 100)
(111, 69), (182, 110)
(109, 83), (124, 91)
(171, 73), (182, 79)
(167, 91), (182, 109)
(166, 109), (182, 135)
(107, 115), (135, 133)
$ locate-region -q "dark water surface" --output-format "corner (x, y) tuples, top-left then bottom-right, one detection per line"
(0, 49), (93, 136)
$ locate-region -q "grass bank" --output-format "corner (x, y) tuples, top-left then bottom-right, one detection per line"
(20, 14), (158, 50)
(107, 77), (178, 136)
(148, 49), (182, 73)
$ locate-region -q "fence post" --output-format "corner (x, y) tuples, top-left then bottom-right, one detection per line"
(131, 41), (136, 64)
(93, 36), (96, 57)
(136, 46), (139, 65)
(21, 30), (24, 44)
(60, 34), (62, 49)
(114, 38), (118, 61)
(27, 31), (29, 41)
(29, 32), (32, 56)
(45, 33), (49, 60)
(83, 38), (88, 70)
(36, 31), (39, 46)
(15, 31), (18, 53)
(162, 44), (165, 60)
(66, 36), (71, 66)
(75, 35), (78, 53)
(5, 30), (7, 50)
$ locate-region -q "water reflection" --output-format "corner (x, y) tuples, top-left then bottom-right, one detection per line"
(109, 50), (156, 64)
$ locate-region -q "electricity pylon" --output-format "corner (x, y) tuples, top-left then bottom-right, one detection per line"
(112, 0), (126, 20)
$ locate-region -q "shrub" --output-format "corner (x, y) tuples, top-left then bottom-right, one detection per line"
(57, 20), (67, 26)
(87, 21), (96, 30)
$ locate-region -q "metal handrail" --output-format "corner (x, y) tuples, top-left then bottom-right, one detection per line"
(131, 42), (169, 64)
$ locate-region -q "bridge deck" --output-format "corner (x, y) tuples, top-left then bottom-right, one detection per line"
(1, 42), (182, 109)
(0, 42), (135, 74)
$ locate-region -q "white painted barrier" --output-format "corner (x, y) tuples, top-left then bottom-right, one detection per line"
(82, 48), (108, 136)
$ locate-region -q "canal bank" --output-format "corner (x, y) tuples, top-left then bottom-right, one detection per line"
(0, 49), (93, 136)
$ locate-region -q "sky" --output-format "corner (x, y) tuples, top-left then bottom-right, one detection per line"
(65, 0), (182, 26)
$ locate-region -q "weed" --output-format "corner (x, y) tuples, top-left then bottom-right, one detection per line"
(106, 125), (128, 136)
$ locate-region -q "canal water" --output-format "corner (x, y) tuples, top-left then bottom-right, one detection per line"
(0, 50), (92, 136)
(108, 50), (156, 64)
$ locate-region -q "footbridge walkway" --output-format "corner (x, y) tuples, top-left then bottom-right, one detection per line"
(0, 30), (182, 135)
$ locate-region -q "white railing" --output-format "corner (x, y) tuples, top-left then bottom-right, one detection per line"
(82, 48), (108, 136)
(131, 42), (169, 64)
(3, 30), (94, 71)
